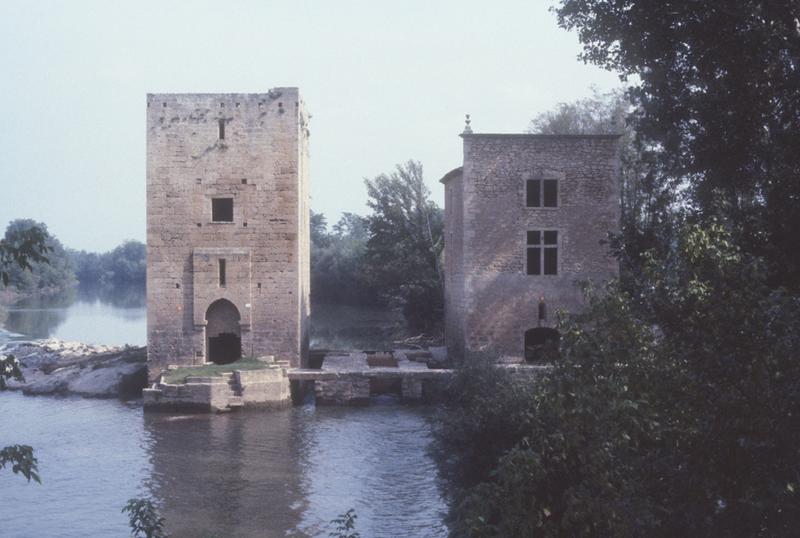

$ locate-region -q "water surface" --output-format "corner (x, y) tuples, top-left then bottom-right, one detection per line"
(0, 392), (446, 537)
(1, 288), (445, 537)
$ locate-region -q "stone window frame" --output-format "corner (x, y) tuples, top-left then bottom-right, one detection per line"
(525, 229), (560, 276)
(523, 170), (563, 210)
(209, 196), (236, 224)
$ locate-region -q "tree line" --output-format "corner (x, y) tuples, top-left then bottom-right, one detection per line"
(1, 219), (146, 295)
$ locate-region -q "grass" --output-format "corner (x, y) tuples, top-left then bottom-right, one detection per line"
(162, 357), (271, 384)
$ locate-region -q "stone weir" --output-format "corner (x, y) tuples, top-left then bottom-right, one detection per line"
(143, 349), (548, 412)
(289, 350), (455, 405)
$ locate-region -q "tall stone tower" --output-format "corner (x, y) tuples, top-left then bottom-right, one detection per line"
(146, 89), (310, 380)
(441, 122), (620, 360)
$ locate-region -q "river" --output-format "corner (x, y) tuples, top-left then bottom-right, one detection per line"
(0, 286), (447, 537)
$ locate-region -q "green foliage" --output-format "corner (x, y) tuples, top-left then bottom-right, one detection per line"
(0, 444), (41, 484)
(329, 508), (360, 538)
(0, 219), (56, 289)
(123, 497), (168, 538)
(433, 222), (800, 536)
(310, 211), (379, 305)
(1, 356), (42, 484)
(527, 86), (625, 135)
(555, 0), (800, 291)
(363, 160), (444, 331)
(70, 239), (146, 285)
(0, 354), (24, 389)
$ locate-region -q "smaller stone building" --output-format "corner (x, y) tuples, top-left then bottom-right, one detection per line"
(441, 120), (620, 359)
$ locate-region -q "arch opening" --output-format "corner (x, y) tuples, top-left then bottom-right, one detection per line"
(206, 299), (241, 365)
(524, 327), (560, 363)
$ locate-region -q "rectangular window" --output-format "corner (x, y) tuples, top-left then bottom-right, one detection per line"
(219, 259), (226, 287)
(527, 230), (558, 275)
(526, 179), (558, 208)
(211, 198), (233, 222)
(218, 119), (225, 140)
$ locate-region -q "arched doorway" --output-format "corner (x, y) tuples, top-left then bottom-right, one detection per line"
(206, 299), (241, 364)
(524, 327), (560, 363)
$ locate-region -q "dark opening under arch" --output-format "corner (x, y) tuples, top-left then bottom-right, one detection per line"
(524, 327), (560, 363)
(206, 299), (241, 364)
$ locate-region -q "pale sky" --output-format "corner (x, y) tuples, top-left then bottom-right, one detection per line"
(0, 0), (621, 252)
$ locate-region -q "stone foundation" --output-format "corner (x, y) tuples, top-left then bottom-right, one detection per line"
(143, 367), (291, 412)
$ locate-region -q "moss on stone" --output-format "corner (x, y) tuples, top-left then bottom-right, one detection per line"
(162, 358), (270, 384)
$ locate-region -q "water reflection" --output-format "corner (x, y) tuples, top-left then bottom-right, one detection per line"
(1, 392), (446, 538)
(144, 410), (306, 537)
(310, 303), (409, 351)
(0, 283), (146, 346)
(143, 404), (447, 538)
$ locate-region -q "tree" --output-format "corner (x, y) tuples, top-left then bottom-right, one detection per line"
(0, 220), (47, 483)
(363, 160), (444, 331)
(310, 211), (378, 305)
(555, 0), (800, 291)
(0, 220), (53, 288)
(68, 239), (146, 286)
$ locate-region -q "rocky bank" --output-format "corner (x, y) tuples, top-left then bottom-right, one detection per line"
(2, 339), (147, 398)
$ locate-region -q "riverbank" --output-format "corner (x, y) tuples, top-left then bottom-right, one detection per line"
(2, 338), (147, 398)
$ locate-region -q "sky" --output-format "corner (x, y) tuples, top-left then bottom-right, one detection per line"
(0, 0), (621, 252)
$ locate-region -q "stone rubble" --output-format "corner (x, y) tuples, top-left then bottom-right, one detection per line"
(1, 338), (147, 398)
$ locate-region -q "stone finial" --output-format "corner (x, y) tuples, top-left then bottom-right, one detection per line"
(463, 114), (473, 134)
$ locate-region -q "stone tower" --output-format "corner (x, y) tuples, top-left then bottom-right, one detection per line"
(441, 124), (620, 360)
(146, 89), (310, 380)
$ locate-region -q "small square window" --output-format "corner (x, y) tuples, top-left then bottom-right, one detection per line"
(526, 178), (558, 208)
(211, 198), (233, 222)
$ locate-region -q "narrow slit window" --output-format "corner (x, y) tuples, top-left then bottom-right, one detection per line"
(218, 119), (225, 140)
(219, 259), (226, 287)
(211, 198), (233, 222)
(527, 230), (558, 275)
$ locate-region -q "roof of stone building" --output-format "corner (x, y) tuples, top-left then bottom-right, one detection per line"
(439, 166), (463, 184)
(459, 132), (622, 139)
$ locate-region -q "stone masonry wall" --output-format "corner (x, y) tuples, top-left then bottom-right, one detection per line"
(443, 170), (466, 357)
(448, 133), (620, 358)
(146, 90), (310, 380)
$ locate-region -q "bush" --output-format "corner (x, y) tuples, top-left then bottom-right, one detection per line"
(431, 223), (800, 536)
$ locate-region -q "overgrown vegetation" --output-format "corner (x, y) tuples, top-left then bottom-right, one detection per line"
(433, 223), (800, 536)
